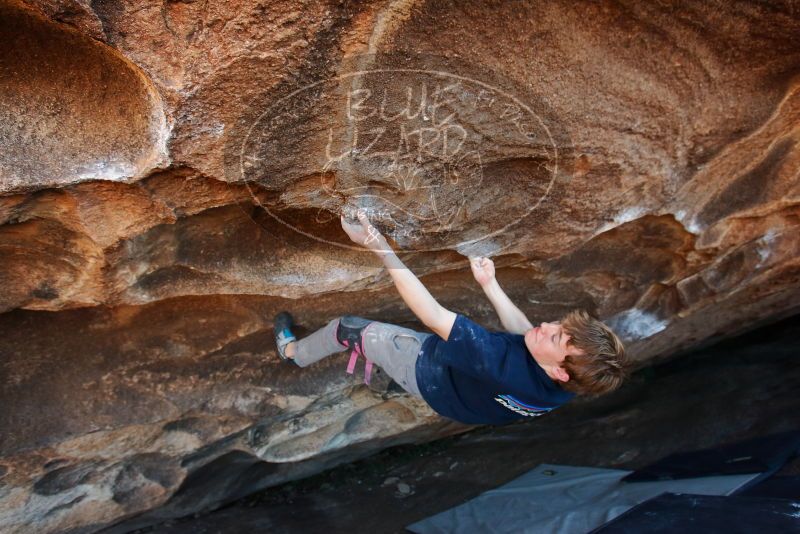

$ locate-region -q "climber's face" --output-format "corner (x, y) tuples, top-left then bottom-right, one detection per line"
(524, 321), (584, 383)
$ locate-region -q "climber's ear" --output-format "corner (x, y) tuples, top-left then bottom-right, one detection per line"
(553, 366), (570, 383)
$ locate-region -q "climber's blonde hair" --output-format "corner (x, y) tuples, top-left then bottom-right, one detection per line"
(559, 309), (628, 396)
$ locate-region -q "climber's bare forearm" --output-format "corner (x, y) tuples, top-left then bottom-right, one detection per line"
(374, 246), (456, 341)
(341, 212), (455, 340)
(482, 278), (533, 335)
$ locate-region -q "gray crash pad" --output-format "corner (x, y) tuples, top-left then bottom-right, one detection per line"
(406, 464), (760, 534)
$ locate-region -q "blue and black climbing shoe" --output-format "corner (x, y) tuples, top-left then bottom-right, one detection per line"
(336, 315), (372, 354)
(273, 311), (298, 366)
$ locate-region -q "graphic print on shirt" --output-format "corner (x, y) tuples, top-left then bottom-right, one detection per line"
(494, 394), (554, 417)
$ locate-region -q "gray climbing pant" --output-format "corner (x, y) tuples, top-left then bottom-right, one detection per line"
(292, 317), (432, 398)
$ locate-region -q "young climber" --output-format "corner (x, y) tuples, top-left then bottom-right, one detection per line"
(273, 210), (627, 425)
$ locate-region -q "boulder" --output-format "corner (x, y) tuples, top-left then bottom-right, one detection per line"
(0, 0), (798, 532)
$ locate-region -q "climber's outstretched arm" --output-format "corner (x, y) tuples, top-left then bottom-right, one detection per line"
(341, 212), (457, 341)
(470, 256), (533, 335)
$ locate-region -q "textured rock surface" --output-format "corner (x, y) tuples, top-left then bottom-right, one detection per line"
(1, 0), (799, 532)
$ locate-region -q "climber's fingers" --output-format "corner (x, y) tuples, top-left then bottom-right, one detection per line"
(356, 209), (371, 229)
(470, 256), (485, 267)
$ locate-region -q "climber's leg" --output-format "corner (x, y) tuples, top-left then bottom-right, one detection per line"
(280, 314), (431, 398)
(277, 314), (376, 367)
(360, 321), (432, 398)
(290, 317), (349, 367)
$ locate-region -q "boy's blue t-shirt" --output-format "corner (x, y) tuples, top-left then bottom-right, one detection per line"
(415, 314), (575, 425)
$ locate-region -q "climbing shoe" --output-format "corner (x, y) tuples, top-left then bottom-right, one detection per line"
(336, 315), (372, 350)
(273, 311), (298, 366)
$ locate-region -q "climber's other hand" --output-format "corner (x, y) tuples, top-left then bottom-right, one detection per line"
(470, 256), (496, 287)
